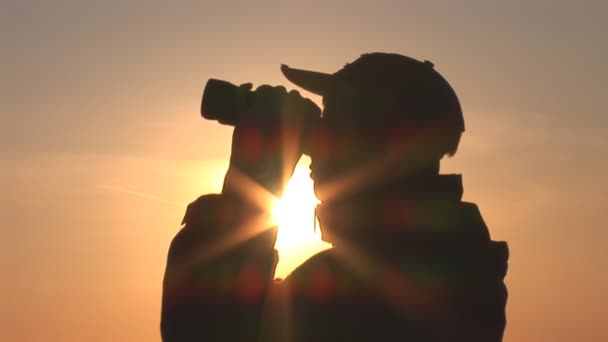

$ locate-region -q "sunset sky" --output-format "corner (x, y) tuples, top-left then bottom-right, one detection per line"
(2, 0), (607, 341)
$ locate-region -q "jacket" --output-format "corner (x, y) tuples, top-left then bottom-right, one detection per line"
(161, 175), (508, 341)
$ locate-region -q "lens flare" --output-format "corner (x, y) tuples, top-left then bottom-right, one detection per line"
(272, 167), (321, 248)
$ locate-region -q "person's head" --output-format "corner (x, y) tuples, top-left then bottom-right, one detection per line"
(282, 53), (464, 203)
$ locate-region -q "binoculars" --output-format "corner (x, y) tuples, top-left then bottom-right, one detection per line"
(201, 78), (321, 128)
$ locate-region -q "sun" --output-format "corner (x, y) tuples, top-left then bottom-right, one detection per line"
(272, 167), (320, 248)
(271, 164), (331, 278)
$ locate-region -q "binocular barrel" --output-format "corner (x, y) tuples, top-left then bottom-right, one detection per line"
(201, 79), (243, 126)
(201, 78), (322, 158)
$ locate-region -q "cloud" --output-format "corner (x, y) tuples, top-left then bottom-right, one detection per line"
(99, 184), (181, 206)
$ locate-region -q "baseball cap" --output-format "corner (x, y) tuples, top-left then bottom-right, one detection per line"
(281, 53), (465, 156)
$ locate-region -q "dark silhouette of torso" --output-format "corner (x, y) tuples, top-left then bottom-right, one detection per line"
(161, 175), (508, 341)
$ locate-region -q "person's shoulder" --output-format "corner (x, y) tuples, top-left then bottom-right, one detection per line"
(288, 248), (337, 273)
(168, 193), (232, 256)
(181, 193), (226, 226)
(280, 249), (340, 286)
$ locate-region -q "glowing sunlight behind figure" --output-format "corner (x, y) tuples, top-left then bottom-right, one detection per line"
(273, 167), (319, 248)
(272, 165), (332, 278)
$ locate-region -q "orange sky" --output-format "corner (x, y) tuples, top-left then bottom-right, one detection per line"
(2, 1), (607, 341)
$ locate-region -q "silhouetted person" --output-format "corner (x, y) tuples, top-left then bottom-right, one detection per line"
(161, 53), (509, 341)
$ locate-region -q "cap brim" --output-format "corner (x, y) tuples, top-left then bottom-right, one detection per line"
(281, 64), (334, 96)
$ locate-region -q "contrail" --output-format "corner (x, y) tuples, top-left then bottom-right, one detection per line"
(99, 185), (182, 206)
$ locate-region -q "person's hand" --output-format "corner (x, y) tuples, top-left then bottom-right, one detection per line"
(223, 84), (320, 200)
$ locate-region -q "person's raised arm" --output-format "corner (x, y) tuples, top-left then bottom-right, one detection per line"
(161, 84), (320, 341)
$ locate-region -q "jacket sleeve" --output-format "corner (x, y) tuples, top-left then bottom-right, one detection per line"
(160, 194), (278, 341)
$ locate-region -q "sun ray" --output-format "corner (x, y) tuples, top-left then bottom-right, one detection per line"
(312, 145), (408, 202)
